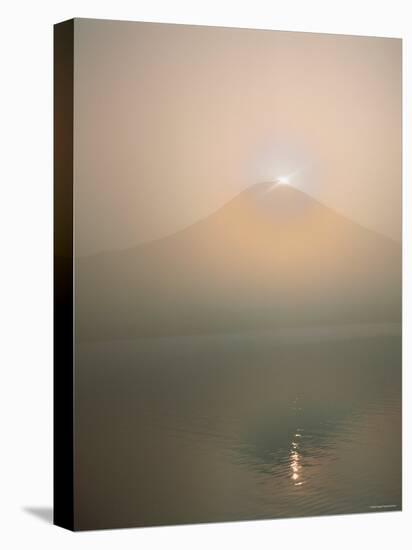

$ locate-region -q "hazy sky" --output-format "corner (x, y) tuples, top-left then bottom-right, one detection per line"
(74, 19), (401, 255)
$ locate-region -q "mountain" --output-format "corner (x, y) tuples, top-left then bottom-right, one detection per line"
(76, 183), (401, 340)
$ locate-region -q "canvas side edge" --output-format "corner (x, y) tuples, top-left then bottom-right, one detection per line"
(53, 18), (75, 532)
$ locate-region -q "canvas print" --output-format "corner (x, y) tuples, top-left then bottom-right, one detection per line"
(54, 18), (402, 531)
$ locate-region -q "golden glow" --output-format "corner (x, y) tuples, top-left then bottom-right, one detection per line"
(74, 22), (401, 255)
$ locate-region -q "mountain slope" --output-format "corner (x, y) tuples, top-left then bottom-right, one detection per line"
(76, 183), (401, 340)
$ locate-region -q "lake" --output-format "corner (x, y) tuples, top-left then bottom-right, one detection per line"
(74, 324), (401, 529)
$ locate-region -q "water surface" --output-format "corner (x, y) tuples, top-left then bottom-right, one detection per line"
(75, 324), (401, 529)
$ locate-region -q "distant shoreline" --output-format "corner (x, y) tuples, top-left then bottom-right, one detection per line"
(79, 322), (401, 354)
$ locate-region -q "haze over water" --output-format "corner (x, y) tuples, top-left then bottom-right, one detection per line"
(73, 183), (401, 530)
(75, 325), (401, 529)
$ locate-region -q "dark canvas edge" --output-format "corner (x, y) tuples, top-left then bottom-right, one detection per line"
(53, 18), (75, 532)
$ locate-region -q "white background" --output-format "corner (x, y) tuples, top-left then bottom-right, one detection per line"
(0, 1), (410, 548)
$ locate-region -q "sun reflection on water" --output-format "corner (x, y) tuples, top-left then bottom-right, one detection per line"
(290, 427), (304, 486)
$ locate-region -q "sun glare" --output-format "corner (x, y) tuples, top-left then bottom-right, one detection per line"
(277, 176), (289, 185)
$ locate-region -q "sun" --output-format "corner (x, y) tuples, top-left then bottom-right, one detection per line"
(276, 176), (290, 185)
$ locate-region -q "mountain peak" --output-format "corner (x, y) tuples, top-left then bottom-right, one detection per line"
(233, 182), (319, 223)
(245, 181), (306, 200)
